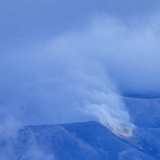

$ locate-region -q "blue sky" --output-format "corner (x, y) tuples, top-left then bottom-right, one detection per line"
(0, 0), (160, 126)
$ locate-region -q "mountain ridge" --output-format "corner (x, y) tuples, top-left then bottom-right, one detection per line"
(4, 121), (157, 160)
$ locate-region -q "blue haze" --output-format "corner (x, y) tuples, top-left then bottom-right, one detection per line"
(0, 1), (160, 159)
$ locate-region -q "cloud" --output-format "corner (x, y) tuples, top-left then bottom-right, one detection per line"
(1, 2), (160, 158)
(1, 10), (160, 139)
(46, 13), (160, 95)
